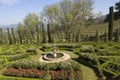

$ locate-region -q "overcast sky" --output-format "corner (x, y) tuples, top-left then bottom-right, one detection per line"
(0, 0), (119, 25)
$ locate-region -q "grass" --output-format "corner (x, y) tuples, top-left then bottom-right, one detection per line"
(80, 64), (98, 80)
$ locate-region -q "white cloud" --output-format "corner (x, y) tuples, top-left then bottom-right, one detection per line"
(0, 0), (20, 5)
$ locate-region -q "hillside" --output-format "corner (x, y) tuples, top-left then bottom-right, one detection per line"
(82, 19), (120, 36)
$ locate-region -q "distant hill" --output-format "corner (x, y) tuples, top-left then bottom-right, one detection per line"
(0, 24), (17, 32)
(96, 15), (107, 23)
(0, 24), (17, 28)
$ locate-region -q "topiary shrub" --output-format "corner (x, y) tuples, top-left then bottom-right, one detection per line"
(43, 66), (51, 80)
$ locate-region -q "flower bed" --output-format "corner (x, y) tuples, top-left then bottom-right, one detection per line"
(4, 68), (82, 80)
(4, 59), (82, 79)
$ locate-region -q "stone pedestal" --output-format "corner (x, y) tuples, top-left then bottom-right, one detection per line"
(53, 53), (57, 58)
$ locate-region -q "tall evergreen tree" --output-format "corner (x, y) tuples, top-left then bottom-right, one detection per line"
(17, 27), (23, 44)
(7, 28), (12, 44)
(104, 30), (108, 42)
(11, 28), (16, 44)
(36, 25), (40, 43)
(96, 30), (100, 42)
(108, 6), (114, 41)
(47, 24), (52, 43)
(0, 28), (4, 44)
(41, 23), (46, 43)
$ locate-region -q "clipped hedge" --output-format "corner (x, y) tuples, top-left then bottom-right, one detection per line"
(0, 58), (5, 64)
(0, 76), (41, 80)
(80, 45), (94, 53)
(5, 52), (35, 62)
(9, 59), (81, 71)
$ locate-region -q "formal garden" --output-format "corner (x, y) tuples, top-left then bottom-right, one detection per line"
(0, 43), (120, 80)
(0, 0), (120, 80)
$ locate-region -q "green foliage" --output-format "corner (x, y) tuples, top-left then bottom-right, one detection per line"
(24, 13), (39, 39)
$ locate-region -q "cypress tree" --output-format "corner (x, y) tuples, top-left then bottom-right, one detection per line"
(96, 30), (100, 42)
(78, 29), (81, 42)
(7, 28), (12, 44)
(36, 25), (40, 43)
(47, 23), (52, 43)
(11, 28), (16, 44)
(17, 27), (22, 44)
(41, 23), (46, 43)
(105, 30), (108, 42)
(72, 28), (75, 43)
(0, 28), (4, 44)
(108, 6), (114, 41)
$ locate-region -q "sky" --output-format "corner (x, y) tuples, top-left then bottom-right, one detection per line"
(0, 0), (119, 25)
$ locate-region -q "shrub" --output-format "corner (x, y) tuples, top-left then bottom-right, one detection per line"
(68, 67), (75, 80)
(80, 45), (94, 53)
(43, 66), (51, 80)
(0, 58), (6, 64)
(6, 52), (35, 62)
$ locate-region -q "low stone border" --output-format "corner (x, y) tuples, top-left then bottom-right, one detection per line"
(39, 52), (70, 63)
